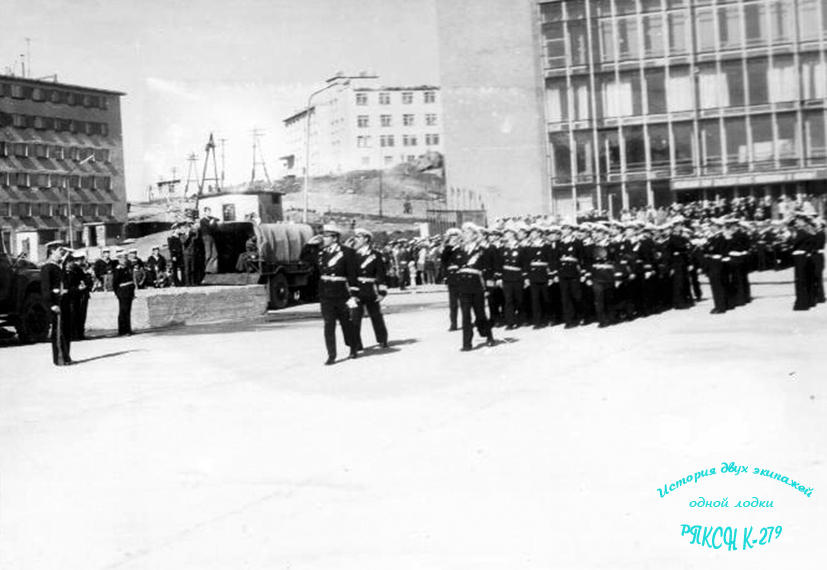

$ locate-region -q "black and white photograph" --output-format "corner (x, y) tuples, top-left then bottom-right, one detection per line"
(1, 0), (826, 568)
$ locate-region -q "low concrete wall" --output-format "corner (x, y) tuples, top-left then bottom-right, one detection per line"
(86, 285), (268, 333)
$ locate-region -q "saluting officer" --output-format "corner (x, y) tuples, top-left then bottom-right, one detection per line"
(317, 224), (360, 365)
(350, 228), (390, 351)
(111, 249), (136, 336)
(41, 242), (72, 366)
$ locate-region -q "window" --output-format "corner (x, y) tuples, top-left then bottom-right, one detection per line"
(719, 5), (743, 49)
(643, 14), (664, 57)
(12, 114), (26, 128)
(804, 110), (826, 163)
(94, 148), (110, 163)
(725, 117), (748, 171)
(424, 91), (436, 103)
(425, 113), (438, 126)
(357, 115), (369, 128)
(624, 126), (647, 171)
(722, 60), (746, 107)
(599, 19), (616, 61)
(13, 143), (28, 158)
(666, 11), (688, 54)
(356, 136), (371, 148)
(34, 144), (48, 158)
(403, 114), (414, 126)
(356, 93), (368, 106)
(381, 114), (392, 127)
(617, 16), (640, 59)
(402, 135), (417, 146)
(598, 129), (622, 174)
(384, 156), (393, 166)
(51, 145), (64, 160)
(17, 202), (31, 217)
(379, 92), (391, 105)
(751, 114), (774, 164)
(568, 20), (589, 65)
(0, 141), (6, 157)
(615, 0), (636, 15)
(645, 69), (666, 114)
(776, 113), (799, 166)
(52, 174), (66, 188)
(747, 58), (769, 105)
(544, 21), (567, 67)
(673, 122), (695, 175)
(426, 134), (440, 145)
(221, 204), (236, 222)
(573, 131), (594, 177)
(540, 1), (563, 22)
(769, 0), (793, 42)
(546, 79), (568, 123)
(100, 203), (112, 217)
(380, 135), (395, 147)
(800, 54), (826, 100)
(799, 0), (820, 41)
(550, 133), (571, 183)
(15, 172), (31, 188)
(402, 92), (413, 104)
(696, 8), (716, 52)
(571, 77), (591, 120)
(100, 176), (112, 191)
(0, 202), (8, 216)
(769, 56), (796, 102)
(744, 2), (767, 46)
(698, 64), (726, 109)
(33, 173), (49, 188)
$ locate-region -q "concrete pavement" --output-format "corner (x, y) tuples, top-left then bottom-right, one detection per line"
(1, 277), (826, 569)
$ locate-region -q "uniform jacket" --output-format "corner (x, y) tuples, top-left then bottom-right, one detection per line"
(498, 244), (528, 283)
(40, 261), (67, 308)
(353, 245), (387, 300)
(452, 240), (491, 294)
(317, 243), (358, 301)
(112, 263), (136, 299)
(558, 238), (584, 280)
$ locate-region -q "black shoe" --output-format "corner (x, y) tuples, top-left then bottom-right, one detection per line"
(486, 337), (496, 347)
(349, 350), (359, 359)
(379, 341), (390, 349)
(709, 308), (725, 314)
(448, 325), (458, 331)
(460, 346), (472, 352)
(564, 323), (577, 329)
(325, 357), (336, 365)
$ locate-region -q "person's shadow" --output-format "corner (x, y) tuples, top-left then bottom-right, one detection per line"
(72, 349), (143, 365)
(353, 338), (419, 359)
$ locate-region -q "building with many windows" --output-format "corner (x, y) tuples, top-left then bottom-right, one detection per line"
(438, 0), (827, 218)
(0, 75), (126, 261)
(281, 72), (443, 177)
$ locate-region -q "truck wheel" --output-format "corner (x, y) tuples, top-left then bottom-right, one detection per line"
(16, 292), (50, 344)
(268, 273), (290, 310)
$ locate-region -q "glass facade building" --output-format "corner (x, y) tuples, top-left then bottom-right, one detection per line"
(540, 0), (827, 216)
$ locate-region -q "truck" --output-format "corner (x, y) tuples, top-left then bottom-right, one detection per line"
(201, 221), (319, 310)
(0, 238), (50, 343)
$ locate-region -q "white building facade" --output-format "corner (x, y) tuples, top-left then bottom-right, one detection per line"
(282, 73), (443, 177)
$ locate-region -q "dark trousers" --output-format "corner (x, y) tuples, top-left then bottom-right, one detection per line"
(793, 254), (811, 310)
(183, 253), (196, 286)
(593, 282), (614, 326)
(50, 304), (72, 365)
(502, 280), (523, 327)
(730, 259), (748, 307)
(689, 266), (702, 300)
(171, 259), (184, 286)
(447, 283), (459, 328)
(116, 292), (134, 335)
(815, 253), (825, 303)
(350, 297), (388, 349)
(460, 290), (492, 349)
(71, 293), (89, 340)
(670, 263), (692, 309)
(559, 277), (582, 326)
(487, 286), (503, 325)
(321, 298), (357, 358)
(529, 282), (549, 326)
(707, 261), (728, 312)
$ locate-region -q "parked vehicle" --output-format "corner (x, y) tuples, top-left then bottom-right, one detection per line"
(0, 239), (50, 343)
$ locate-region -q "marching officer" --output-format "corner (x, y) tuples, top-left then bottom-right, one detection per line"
(41, 242), (72, 366)
(112, 249), (136, 335)
(317, 224), (360, 365)
(703, 219), (730, 314)
(454, 222), (496, 351)
(350, 228), (390, 351)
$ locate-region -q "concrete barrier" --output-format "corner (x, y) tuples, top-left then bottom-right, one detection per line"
(86, 285), (268, 334)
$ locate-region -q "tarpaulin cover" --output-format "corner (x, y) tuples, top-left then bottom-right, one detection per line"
(255, 222), (314, 264)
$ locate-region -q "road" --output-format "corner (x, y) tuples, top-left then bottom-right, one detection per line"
(1, 277), (826, 569)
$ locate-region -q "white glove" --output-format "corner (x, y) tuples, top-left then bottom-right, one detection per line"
(346, 297), (359, 309)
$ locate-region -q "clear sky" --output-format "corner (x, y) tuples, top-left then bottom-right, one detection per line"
(2, 0), (440, 200)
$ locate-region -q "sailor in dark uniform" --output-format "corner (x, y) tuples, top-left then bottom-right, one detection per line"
(498, 226), (528, 329)
(455, 222), (496, 351)
(111, 249), (136, 335)
(67, 250), (93, 340)
(93, 248), (116, 291)
(790, 214), (817, 311)
(350, 228), (389, 351)
(703, 219), (730, 314)
(41, 243), (72, 365)
(441, 228), (462, 331)
(525, 225), (552, 328)
(317, 224), (360, 364)
(558, 222), (585, 328)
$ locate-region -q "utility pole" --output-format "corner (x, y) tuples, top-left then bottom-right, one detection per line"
(219, 137), (227, 188)
(24, 37), (31, 78)
(183, 153), (199, 199)
(199, 132), (221, 197)
(250, 129), (271, 184)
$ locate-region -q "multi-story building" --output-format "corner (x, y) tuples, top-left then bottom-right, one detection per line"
(281, 72), (443, 177)
(0, 75), (126, 261)
(438, 0), (827, 219)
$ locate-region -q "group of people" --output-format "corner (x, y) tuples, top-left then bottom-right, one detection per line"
(435, 211), (825, 351)
(41, 242), (147, 366)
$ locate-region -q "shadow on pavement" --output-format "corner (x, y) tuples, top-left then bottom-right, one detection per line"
(72, 349), (144, 365)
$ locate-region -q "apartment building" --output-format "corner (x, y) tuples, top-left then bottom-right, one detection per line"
(0, 74), (126, 261)
(282, 72), (443, 177)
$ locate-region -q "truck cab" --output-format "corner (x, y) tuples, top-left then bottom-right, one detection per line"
(0, 238), (50, 343)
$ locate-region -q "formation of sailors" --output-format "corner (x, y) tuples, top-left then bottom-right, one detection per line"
(439, 213), (825, 351)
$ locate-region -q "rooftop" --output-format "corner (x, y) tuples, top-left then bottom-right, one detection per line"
(0, 74), (126, 97)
